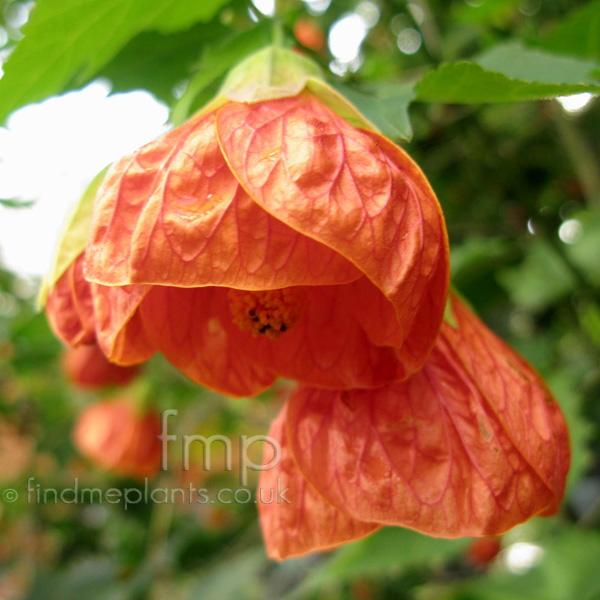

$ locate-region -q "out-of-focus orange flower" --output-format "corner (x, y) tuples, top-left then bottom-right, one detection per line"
(465, 537), (502, 568)
(257, 294), (570, 560)
(294, 18), (326, 52)
(75, 91), (448, 397)
(0, 420), (33, 484)
(73, 398), (161, 480)
(63, 342), (140, 389)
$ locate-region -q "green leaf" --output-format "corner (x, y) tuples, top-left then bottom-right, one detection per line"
(537, 0), (600, 62)
(0, 198), (35, 208)
(288, 528), (467, 598)
(546, 369), (593, 493)
(24, 558), (124, 600)
(451, 0), (519, 26)
(476, 42), (600, 85)
(415, 62), (600, 104)
(578, 301), (600, 349)
(563, 211), (600, 288)
(96, 21), (230, 104)
(450, 236), (511, 281)
(171, 23), (272, 126)
(332, 82), (415, 142)
(187, 549), (266, 600)
(497, 238), (577, 312)
(0, 0), (229, 123)
(423, 529), (600, 600)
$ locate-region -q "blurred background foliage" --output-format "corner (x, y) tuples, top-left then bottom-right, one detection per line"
(1, 0), (600, 598)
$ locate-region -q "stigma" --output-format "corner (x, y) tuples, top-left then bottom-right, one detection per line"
(228, 288), (304, 339)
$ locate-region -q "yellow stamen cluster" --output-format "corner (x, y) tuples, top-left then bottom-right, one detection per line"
(228, 288), (304, 339)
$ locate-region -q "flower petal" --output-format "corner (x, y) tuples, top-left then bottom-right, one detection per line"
(63, 343), (140, 389)
(216, 92), (449, 376)
(85, 108), (360, 289)
(46, 254), (95, 346)
(91, 283), (156, 366)
(258, 404), (379, 561)
(342, 275), (403, 348)
(440, 295), (570, 515)
(137, 282), (406, 397)
(286, 296), (569, 537)
(229, 280), (407, 389)
(138, 286), (276, 397)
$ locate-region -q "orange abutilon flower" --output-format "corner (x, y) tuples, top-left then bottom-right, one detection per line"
(75, 48), (449, 397)
(40, 46), (569, 560)
(258, 294), (570, 560)
(293, 18), (326, 53)
(63, 342), (140, 390)
(73, 397), (161, 480)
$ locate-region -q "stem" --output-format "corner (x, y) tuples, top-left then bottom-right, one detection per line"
(553, 108), (600, 210)
(146, 498), (174, 557)
(539, 224), (600, 303)
(272, 15), (283, 48)
(411, 0), (443, 61)
(131, 378), (154, 414)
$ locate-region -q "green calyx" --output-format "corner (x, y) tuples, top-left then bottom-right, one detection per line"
(37, 167), (107, 309)
(443, 296), (458, 329)
(219, 45), (321, 102)
(218, 45), (379, 133)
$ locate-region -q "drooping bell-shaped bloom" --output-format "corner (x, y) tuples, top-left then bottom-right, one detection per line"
(73, 397), (161, 480)
(73, 47), (449, 397)
(258, 294), (570, 560)
(63, 342), (140, 389)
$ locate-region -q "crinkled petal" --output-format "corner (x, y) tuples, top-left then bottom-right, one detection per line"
(286, 296), (569, 537)
(342, 275), (403, 348)
(85, 108), (360, 289)
(138, 282), (406, 397)
(46, 254), (95, 346)
(258, 404), (379, 561)
(63, 343), (140, 388)
(91, 283), (156, 366)
(440, 295), (570, 515)
(216, 92), (449, 377)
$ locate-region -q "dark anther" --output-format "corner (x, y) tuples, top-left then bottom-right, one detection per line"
(280, 325), (287, 332)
